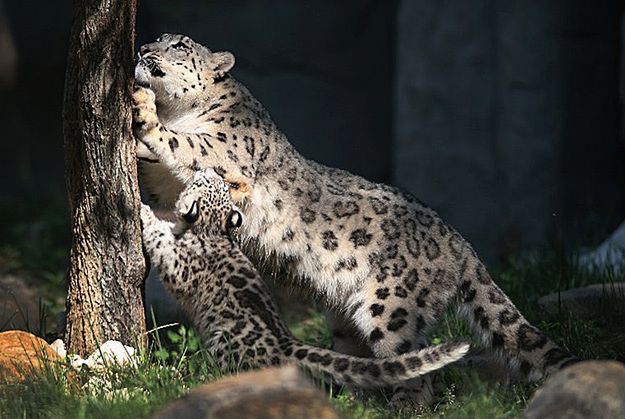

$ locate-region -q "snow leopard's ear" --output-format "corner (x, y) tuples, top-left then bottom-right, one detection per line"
(183, 200), (200, 224)
(210, 51), (235, 76)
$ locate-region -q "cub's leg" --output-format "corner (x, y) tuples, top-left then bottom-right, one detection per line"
(140, 204), (178, 274)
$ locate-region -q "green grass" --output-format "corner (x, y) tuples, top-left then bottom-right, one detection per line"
(1, 201), (624, 418)
(4, 252), (622, 419)
(0, 324), (239, 419)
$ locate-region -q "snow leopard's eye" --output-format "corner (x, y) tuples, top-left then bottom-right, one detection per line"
(183, 201), (200, 223)
(227, 210), (242, 229)
(171, 41), (188, 50)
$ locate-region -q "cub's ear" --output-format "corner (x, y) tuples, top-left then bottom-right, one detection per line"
(203, 167), (219, 179)
(183, 200), (200, 223)
(211, 51), (235, 76)
(227, 209), (243, 229)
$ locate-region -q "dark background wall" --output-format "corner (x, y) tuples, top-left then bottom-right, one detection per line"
(395, 1), (625, 260)
(0, 0), (623, 264)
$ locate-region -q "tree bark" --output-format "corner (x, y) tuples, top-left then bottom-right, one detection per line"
(62, 0), (145, 356)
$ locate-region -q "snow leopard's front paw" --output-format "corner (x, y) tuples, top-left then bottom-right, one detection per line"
(132, 87), (159, 135)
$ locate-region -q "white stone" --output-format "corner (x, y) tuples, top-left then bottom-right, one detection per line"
(86, 340), (137, 368)
(68, 354), (89, 369)
(66, 340), (138, 370)
(50, 339), (66, 358)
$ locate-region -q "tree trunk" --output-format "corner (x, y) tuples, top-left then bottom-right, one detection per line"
(62, 0), (145, 356)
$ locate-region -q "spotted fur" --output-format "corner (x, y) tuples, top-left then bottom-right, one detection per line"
(140, 169), (469, 388)
(134, 33), (579, 403)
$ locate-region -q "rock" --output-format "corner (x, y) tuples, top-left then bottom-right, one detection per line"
(0, 330), (61, 383)
(68, 340), (138, 370)
(151, 366), (340, 419)
(85, 340), (137, 367)
(538, 283), (625, 315)
(578, 220), (625, 275)
(525, 361), (625, 419)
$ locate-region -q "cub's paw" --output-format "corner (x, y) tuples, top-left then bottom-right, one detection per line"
(132, 87), (159, 134)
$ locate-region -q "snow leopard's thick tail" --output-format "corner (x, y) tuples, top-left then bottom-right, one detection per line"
(287, 340), (469, 388)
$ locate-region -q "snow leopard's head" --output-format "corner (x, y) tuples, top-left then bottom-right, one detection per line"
(135, 34), (235, 113)
(175, 168), (242, 235)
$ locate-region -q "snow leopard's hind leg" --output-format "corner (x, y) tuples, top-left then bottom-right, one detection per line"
(330, 311), (436, 408)
(457, 255), (580, 379)
(344, 264), (462, 409)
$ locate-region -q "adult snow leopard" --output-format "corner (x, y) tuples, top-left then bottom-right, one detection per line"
(133, 33), (578, 404)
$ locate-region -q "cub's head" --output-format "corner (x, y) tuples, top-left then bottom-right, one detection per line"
(135, 33), (235, 109)
(175, 168), (242, 235)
